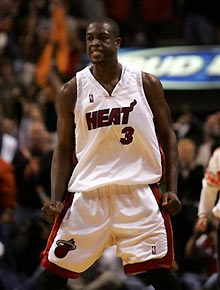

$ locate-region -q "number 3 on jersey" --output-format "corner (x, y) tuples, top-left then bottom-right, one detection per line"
(120, 126), (135, 145)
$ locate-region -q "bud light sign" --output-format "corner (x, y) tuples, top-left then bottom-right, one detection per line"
(118, 46), (220, 90)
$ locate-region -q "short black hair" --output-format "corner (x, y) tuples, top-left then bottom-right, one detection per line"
(87, 17), (120, 37)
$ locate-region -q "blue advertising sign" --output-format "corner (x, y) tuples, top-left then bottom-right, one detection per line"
(118, 46), (220, 90)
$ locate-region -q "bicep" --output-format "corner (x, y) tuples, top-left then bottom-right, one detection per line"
(56, 81), (76, 151)
(142, 73), (173, 139)
(56, 112), (75, 151)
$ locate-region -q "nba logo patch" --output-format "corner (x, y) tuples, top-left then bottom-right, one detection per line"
(89, 94), (94, 103)
(152, 246), (157, 255)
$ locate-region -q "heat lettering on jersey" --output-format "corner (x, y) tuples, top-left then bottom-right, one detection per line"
(86, 99), (137, 130)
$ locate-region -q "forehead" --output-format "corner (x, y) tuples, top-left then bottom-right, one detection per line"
(86, 22), (113, 35)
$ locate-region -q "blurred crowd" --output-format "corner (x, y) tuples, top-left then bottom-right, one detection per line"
(0, 0), (220, 289)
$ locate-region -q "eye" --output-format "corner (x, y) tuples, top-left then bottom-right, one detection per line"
(100, 35), (108, 41)
(86, 35), (93, 41)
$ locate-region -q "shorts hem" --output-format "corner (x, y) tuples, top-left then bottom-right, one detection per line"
(41, 254), (81, 279)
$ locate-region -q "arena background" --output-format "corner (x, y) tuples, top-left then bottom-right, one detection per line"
(0, 1), (220, 290)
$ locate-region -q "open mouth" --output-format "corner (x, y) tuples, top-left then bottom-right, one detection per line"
(91, 51), (103, 57)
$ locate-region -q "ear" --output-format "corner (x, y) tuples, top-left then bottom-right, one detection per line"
(115, 37), (121, 49)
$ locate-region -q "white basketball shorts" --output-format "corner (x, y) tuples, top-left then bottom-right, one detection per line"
(41, 184), (174, 278)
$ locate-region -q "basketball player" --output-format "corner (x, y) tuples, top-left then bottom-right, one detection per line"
(37, 17), (181, 290)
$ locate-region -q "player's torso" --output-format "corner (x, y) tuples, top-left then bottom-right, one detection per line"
(68, 65), (162, 192)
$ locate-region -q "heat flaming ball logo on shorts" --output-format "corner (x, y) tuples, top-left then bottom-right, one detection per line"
(54, 238), (76, 258)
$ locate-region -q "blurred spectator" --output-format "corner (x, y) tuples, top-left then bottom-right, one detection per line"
(13, 216), (50, 279)
(173, 104), (203, 146)
(37, 69), (63, 145)
(36, 130), (54, 205)
(180, 221), (217, 290)
(0, 59), (24, 120)
(35, 3), (68, 88)
(65, 17), (84, 79)
(35, 2), (84, 88)
(0, 212), (50, 290)
(0, 121), (18, 164)
(0, 205), (19, 290)
(18, 101), (44, 148)
(172, 138), (204, 274)
(13, 120), (49, 222)
(15, 3), (39, 63)
(38, 87), (57, 136)
(196, 112), (220, 168)
(0, 157), (17, 211)
(0, 139), (18, 288)
(0, 117), (17, 137)
(0, 0), (19, 59)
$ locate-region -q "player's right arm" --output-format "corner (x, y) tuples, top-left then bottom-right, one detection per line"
(42, 78), (77, 223)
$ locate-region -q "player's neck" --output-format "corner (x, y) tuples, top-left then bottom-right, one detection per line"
(91, 62), (122, 84)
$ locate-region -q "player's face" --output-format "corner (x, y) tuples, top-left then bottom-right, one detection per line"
(86, 22), (121, 64)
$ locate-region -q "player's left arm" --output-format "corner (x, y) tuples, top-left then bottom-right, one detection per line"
(142, 72), (181, 216)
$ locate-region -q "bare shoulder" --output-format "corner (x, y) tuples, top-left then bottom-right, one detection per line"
(56, 77), (77, 114)
(142, 72), (163, 94)
(142, 72), (165, 106)
(142, 72), (160, 84)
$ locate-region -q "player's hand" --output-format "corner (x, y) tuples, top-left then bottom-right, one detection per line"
(162, 192), (182, 216)
(41, 200), (64, 223)
(194, 217), (208, 233)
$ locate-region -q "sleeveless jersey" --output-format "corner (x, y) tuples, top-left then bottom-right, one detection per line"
(68, 65), (162, 192)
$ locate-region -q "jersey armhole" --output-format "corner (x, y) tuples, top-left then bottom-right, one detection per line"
(74, 72), (82, 116)
(138, 71), (154, 119)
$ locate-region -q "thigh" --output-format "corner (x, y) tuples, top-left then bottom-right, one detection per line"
(112, 184), (174, 274)
(46, 190), (112, 274)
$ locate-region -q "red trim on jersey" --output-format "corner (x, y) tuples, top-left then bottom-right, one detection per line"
(124, 184), (174, 275)
(205, 170), (220, 187)
(40, 192), (81, 279)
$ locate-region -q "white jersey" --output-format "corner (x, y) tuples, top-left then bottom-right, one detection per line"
(68, 64), (163, 192)
(198, 148), (220, 219)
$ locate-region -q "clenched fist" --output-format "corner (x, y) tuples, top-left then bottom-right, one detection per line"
(41, 200), (64, 223)
(162, 192), (182, 216)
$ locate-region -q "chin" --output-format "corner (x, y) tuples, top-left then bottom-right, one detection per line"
(90, 57), (104, 64)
